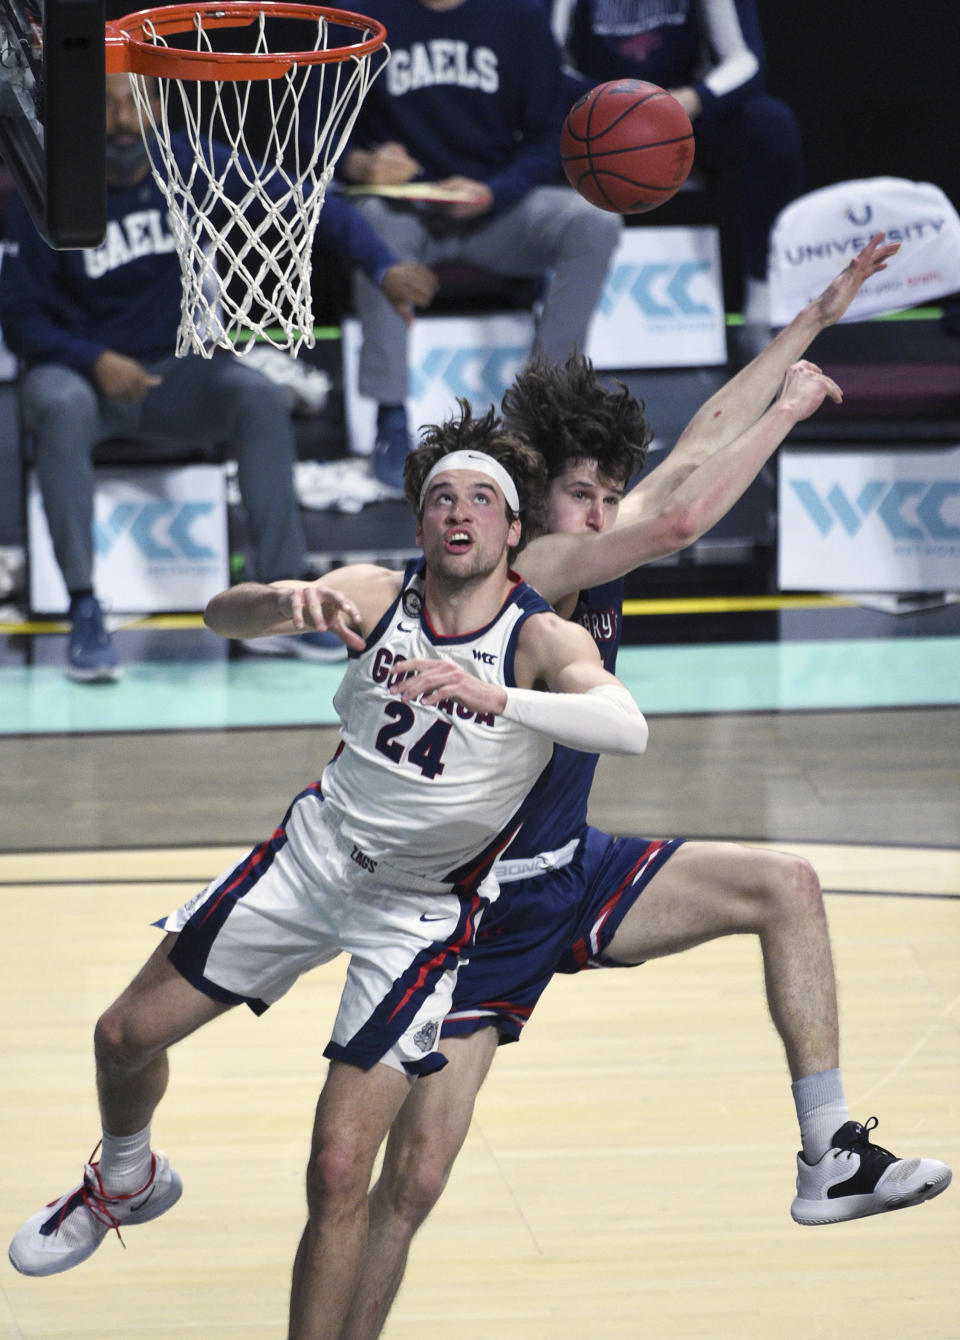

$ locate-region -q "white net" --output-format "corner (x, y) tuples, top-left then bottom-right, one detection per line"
(123, 7), (386, 357)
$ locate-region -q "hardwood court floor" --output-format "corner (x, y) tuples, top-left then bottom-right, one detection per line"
(1, 706), (958, 1338)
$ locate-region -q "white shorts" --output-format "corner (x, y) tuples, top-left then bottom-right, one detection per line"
(159, 787), (495, 1076)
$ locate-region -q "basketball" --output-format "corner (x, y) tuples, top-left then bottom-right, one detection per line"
(561, 80), (695, 215)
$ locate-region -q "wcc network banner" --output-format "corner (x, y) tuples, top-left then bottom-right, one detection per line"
(778, 445), (960, 593)
(585, 225), (726, 369)
(28, 464), (229, 614)
(342, 313), (535, 457)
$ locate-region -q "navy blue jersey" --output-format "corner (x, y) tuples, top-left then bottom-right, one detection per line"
(501, 576), (624, 861)
(349, 0), (565, 212)
(567, 0), (766, 128)
(0, 135), (395, 375)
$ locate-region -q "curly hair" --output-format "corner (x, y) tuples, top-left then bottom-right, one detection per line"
(501, 351), (653, 488)
(403, 400), (548, 556)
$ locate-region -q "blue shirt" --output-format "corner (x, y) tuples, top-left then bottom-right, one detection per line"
(0, 133), (397, 374)
(566, 0), (766, 130)
(350, 0), (566, 212)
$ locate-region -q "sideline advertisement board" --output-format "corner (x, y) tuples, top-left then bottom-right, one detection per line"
(28, 464), (229, 613)
(778, 445), (960, 592)
(342, 312), (535, 456)
(585, 224), (726, 369)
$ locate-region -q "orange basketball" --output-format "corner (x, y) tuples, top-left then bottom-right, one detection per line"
(561, 79), (695, 214)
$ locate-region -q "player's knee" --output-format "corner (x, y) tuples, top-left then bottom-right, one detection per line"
(383, 1150), (451, 1230)
(94, 1005), (155, 1071)
(303, 1134), (371, 1220)
(768, 853), (825, 921)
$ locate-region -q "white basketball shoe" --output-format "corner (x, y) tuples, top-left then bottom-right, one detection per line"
(791, 1117), (952, 1225)
(9, 1150), (182, 1276)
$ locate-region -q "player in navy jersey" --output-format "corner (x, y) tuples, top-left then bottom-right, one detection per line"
(339, 234), (952, 1338)
(8, 407), (656, 1338)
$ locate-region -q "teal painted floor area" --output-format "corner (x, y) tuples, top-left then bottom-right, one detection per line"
(1, 635), (959, 735)
(615, 636), (960, 714)
(0, 659), (346, 734)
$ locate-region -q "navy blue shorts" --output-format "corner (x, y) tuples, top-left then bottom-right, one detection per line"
(442, 827), (682, 1042)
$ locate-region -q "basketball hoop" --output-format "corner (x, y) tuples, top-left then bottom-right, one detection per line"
(105, 3), (388, 357)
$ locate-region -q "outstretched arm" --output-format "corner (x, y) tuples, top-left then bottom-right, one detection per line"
(619, 233), (899, 525)
(203, 566), (401, 651)
(390, 615), (648, 756)
(518, 359), (842, 603)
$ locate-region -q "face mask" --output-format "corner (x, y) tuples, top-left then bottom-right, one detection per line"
(105, 134), (151, 186)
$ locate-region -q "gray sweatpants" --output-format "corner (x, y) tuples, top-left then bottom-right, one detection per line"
(352, 185), (622, 404)
(21, 352), (308, 593)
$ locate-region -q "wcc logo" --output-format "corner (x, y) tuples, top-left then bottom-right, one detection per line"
(94, 501), (218, 562)
(410, 344), (527, 403)
(598, 260), (715, 319)
(790, 479), (960, 541)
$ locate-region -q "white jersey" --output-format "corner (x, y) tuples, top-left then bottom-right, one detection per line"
(319, 559), (558, 889)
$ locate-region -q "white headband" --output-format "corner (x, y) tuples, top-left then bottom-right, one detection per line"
(418, 450), (521, 514)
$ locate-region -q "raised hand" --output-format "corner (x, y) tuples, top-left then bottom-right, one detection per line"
(776, 359), (843, 420)
(812, 232), (900, 327)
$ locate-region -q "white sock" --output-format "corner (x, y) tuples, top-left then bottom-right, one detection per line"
(792, 1069), (851, 1163)
(98, 1125), (153, 1194)
(743, 276), (770, 326)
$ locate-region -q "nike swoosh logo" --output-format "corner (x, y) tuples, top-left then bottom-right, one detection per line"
(130, 1183), (157, 1213)
(420, 912), (448, 922)
(397, 623), (416, 632)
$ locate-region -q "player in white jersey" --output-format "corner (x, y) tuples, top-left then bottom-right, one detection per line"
(321, 557), (556, 885)
(8, 407), (650, 1340)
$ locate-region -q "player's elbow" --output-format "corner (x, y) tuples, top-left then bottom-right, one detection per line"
(605, 691), (649, 755)
(619, 711), (649, 755)
(203, 587), (249, 638)
(203, 594), (229, 635)
(663, 502), (704, 552)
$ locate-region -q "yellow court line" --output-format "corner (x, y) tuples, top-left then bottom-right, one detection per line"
(0, 612), (208, 635)
(622, 594), (856, 616)
(122, 613), (207, 630)
(2, 595), (855, 637)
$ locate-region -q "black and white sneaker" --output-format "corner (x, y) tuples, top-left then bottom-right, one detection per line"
(791, 1117), (952, 1225)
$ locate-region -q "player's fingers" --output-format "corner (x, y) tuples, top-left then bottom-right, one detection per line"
(285, 588), (308, 630)
(391, 658), (429, 674)
(300, 590), (331, 630)
(328, 608), (361, 635)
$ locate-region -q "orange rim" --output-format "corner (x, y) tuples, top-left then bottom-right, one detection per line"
(105, 1), (387, 79)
